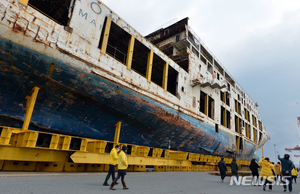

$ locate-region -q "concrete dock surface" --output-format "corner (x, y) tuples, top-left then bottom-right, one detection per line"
(0, 171), (299, 194)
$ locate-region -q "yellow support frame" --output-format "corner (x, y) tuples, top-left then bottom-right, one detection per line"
(126, 35), (135, 70)
(114, 121), (122, 143)
(223, 108), (227, 128)
(253, 128), (256, 143)
(204, 94), (209, 116)
(222, 92), (226, 103)
(19, 0), (29, 6)
(100, 17), (112, 55)
(162, 62), (169, 92)
(22, 86), (40, 130)
(235, 117), (239, 133)
(146, 49), (154, 82)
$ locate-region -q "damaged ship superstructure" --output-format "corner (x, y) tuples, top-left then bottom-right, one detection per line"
(0, 0), (269, 161)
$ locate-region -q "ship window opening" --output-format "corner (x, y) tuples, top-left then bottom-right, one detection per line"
(239, 137), (243, 151)
(151, 53), (165, 87)
(258, 132), (262, 143)
(200, 55), (207, 64)
(258, 121), (262, 131)
(253, 128), (257, 142)
(192, 46), (199, 57)
(164, 29), (169, 36)
(28, 0), (72, 26)
(208, 63), (213, 74)
(226, 109), (231, 129)
(131, 39), (150, 77)
(188, 30), (200, 49)
(167, 65), (178, 96)
(99, 19), (131, 64)
(200, 92), (206, 114)
(235, 116), (239, 133)
(217, 73), (220, 80)
(176, 34), (180, 42)
(208, 96), (215, 119)
(214, 59), (224, 75)
(235, 100), (241, 115)
(177, 58), (189, 72)
(200, 45), (213, 64)
(181, 87), (184, 92)
(215, 124), (219, 133)
(220, 106), (230, 128)
(226, 92), (230, 106)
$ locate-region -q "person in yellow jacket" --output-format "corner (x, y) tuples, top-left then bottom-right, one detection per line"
(103, 145), (120, 186)
(274, 162), (281, 181)
(110, 145), (129, 190)
(259, 157), (276, 191)
(292, 167), (298, 183)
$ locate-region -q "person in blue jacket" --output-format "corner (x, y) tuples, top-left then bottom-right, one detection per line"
(278, 153), (294, 192)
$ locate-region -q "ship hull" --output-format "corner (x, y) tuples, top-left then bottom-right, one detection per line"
(0, 37), (256, 159)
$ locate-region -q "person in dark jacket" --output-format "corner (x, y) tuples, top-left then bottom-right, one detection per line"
(278, 153), (294, 192)
(250, 158), (260, 186)
(218, 157), (227, 182)
(230, 158), (239, 182)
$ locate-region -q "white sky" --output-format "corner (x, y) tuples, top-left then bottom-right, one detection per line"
(101, 0), (300, 165)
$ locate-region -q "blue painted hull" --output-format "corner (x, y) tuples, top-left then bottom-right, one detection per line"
(0, 37), (256, 159)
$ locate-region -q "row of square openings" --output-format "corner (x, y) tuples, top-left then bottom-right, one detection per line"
(99, 18), (178, 96)
(200, 91), (261, 138)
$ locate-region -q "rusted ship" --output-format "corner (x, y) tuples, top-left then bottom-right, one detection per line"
(0, 0), (269, 160)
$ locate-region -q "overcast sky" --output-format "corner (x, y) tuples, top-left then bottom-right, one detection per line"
(101, 0), (300, 165)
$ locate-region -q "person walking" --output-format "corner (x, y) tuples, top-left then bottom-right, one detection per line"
(218, 157), (227, 182)
(103, 145), (120, 186)
(274, 162), (281, 181)
(278, 153), (294, 192)
(249, 158), (260, 186)
(110, 145), (129, 190)
(230, 158), (239, 183)
(291, 167), (298, 183)
(259, 157), (275, 191)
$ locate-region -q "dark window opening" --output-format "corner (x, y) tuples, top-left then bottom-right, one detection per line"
(200, 55), (207, 64)
(208, 96), (214, 119)
(217, 73), (220, 80)
(131, 39), (150, 77)
(29, 0), (72, 26)
(239, 137), (243, 151)
(99, 18), (131, 64)
(192, 46), (199, 57)
(215, 124), (219, 133)
(226, 110), (231, 129)
(200, 91), (205, 114)
(151, 53), (165, 87)
(167, 65), (178, 96)
(214, 59), (224, 75)
(208, 63), (213, 74)
(178, 59), (189, 72)
(164, 29), (169, 36)
(200, 45), (213, 64)
(258, 132), (262, 143)
(226, 92), (230, 106)
(176, 35), (180, 42)
(188, 31), (200, 49)
(235, 116), (239, 133)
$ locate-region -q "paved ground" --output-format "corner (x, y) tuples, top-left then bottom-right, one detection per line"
(0, 171), (299, 194)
